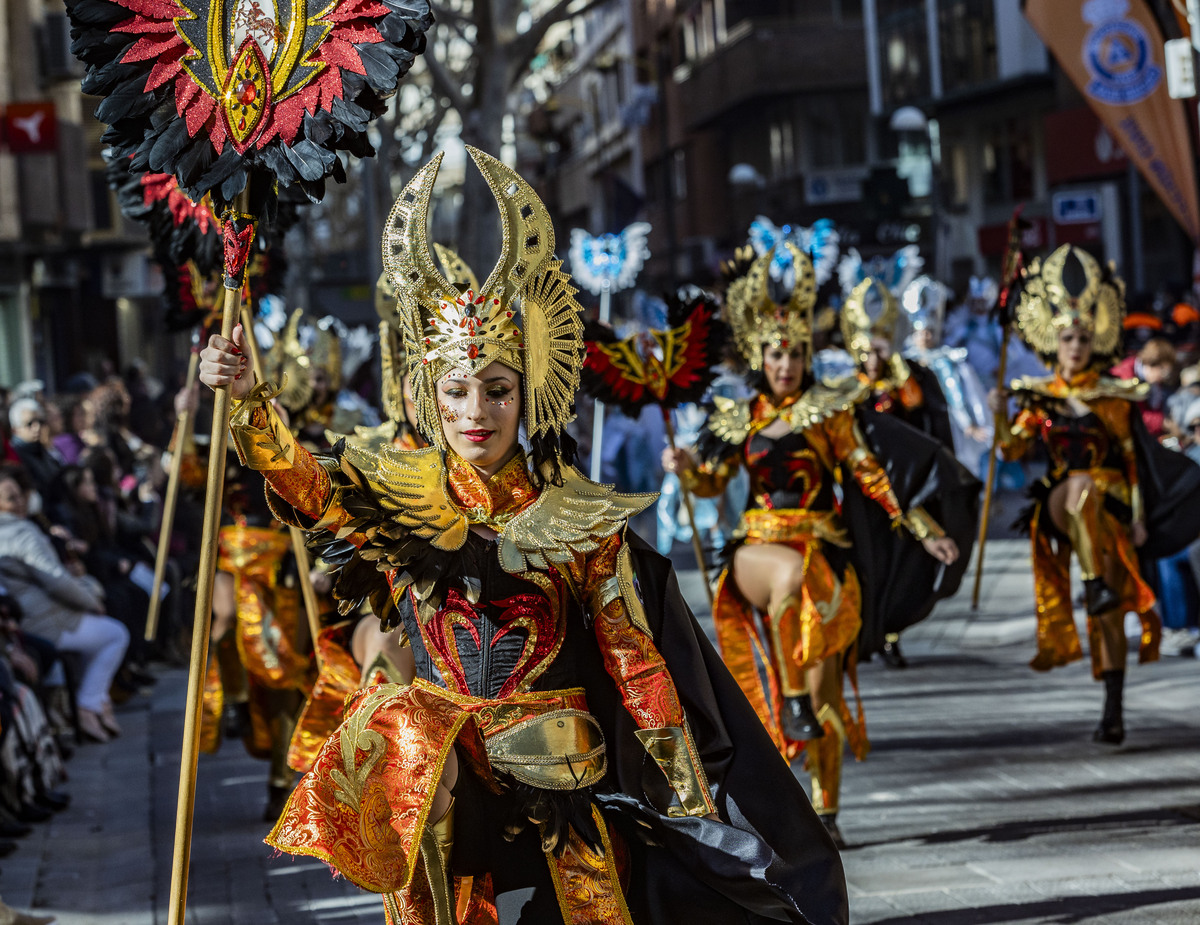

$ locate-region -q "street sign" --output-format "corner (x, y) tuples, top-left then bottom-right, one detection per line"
(1052, 191), (1103, 224)
(1166, 37), (1196, 98)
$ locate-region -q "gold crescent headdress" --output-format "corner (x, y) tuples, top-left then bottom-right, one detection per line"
(1015, 244), (1124, 358)
(726, 243), (816, 370)
(840, 278), (899, 365)
(381, 147), (584, 447)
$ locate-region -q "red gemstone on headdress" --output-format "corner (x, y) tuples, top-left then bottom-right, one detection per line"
(781, 340), (789, 348)
(467, 345), (479, 359)
(238, 80), (257, 106)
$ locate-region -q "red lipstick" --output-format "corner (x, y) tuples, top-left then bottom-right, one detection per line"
(463, 429), (493, 443)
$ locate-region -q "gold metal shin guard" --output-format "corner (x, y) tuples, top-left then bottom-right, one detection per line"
(1065, 487), (1104, 581)
(806, 704), (847, 816)
(768, 593), (822, 696)
(420, 798), (456, 925)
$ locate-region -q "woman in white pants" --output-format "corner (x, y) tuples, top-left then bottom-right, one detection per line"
(0, 469), (128, 743)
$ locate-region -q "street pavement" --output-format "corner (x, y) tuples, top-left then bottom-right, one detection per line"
(4, 531), (1200, 924)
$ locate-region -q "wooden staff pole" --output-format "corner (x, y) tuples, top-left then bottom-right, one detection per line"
(969, 334), (1010, 611)
(238, 307), (324, 667)
(590, 284), (612, 482)
(145, 335), (202, 642)
(167, 219), (247, 925)
(662, 409), (714, 607)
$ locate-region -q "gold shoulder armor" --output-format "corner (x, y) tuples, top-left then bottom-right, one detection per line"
(330, 422), (402, 456)
(708, 395), (753, 445)
(338, 442), (469, 551)
(498, 464), (656, 573)
(787, 379), (870, 431)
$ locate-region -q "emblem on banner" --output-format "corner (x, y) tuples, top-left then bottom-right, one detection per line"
(1082, 0), (1161, 105)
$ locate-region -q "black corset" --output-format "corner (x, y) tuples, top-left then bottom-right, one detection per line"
(744, 428), (833, 511)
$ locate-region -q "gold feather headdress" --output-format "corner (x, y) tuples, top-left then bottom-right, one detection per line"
(726, 243), (817, 370)
(840, 278), (900, 365)
(380, 147), (584, 447)
(1015, 244), (1124, 358)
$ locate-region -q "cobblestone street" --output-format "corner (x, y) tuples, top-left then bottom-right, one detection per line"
(4, 538), (1199, 924)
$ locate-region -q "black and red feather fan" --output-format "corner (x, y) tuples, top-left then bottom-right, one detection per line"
(582, 289), (728, 419)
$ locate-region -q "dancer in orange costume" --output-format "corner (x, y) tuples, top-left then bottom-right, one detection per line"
(201, 150), (849, 925)
(664, 244), (961, 847)
(991, 245), (1196, 745)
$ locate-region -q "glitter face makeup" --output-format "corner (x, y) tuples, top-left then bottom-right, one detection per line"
(439, 403), (460, 422)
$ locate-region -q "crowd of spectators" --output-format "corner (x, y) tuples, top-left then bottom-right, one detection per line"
(0, 364), (188, 879)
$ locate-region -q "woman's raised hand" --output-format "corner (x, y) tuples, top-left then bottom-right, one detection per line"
(922, 536), (959, 565)
(661, 447), (696, 475)
(198, 324), (254, 401)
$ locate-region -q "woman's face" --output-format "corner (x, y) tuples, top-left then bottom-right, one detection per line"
(0, 478), (28, 518)
(437, 361), (522, 478)
(1057, 327), (1093, 376)
(762, 345), (805, 400)
(864, 337), (892, 381)
(911, 328), (936, 352)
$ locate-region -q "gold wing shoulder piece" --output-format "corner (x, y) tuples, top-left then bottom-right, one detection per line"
(789, 380), (870, 431)
(498, 464), (657, 574)
(707, 396), (753, 445)
(329, 422), (403, 457)
(337, 442), (469, 552)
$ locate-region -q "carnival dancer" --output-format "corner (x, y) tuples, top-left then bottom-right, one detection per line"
(662, 243), (961, 847)
(989, 245), (1200, 745)
(200, 148), (848, 925)
(944, 275), (1045, 389)
(901, 276), (992, 476)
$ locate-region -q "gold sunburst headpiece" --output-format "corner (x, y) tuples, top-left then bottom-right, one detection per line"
(381, 147), (584, 447)
(1014, 244), (1124, 359)
(726, 243), (817, 370)
(840, 278), (900, 365)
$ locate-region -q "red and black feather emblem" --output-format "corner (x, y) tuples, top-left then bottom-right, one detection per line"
(582, 289), (728, 418)
(69, 0), (432, 206)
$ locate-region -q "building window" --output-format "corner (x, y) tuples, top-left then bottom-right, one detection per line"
(877, 0), (931, 106)
(939, 0), (997, 93)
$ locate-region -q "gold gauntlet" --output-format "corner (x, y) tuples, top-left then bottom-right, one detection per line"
(634, 723), (716, 817)
(1130, 483), (1145, 525)
(230, 381), (295, 471)
(898, 505), (946, 541)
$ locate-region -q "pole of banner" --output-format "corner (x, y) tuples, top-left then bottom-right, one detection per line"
(237, 307), (324, 667)
(167, 193), (253, 925)
(590, 283), (613, 482)
(145, 332), (202, 642)
(661, 409), (713, 607)
(970, 333), (1009, 611)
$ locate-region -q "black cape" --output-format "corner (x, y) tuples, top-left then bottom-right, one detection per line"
(841, 410), (981, 656)
(905, 362), (957, 451)
(1131, 416), (1200, 560)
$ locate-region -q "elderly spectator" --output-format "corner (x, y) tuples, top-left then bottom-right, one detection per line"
(7, 400), (61, 505)
(0, 467), (128, 743)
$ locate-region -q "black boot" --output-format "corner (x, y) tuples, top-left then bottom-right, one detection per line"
(1083, 578), (1119, 617)
(782, 694), (824, 741)
(820, 813), (846, 850)
(222, 701), (251, 740)
(881, 635), (908, 669)
(1093, 669), (1125, 745)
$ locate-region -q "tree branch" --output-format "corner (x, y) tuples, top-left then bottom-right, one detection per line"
(423, 50), (471, 115)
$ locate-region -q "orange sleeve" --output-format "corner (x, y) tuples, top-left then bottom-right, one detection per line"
(823, 410), (903, 519)
(999, 406), (1041, 462)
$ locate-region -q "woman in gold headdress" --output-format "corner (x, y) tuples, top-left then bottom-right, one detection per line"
(663, 244), (959, 847)
(991, 245), (1160, 745)
(201, 149), (849, 925)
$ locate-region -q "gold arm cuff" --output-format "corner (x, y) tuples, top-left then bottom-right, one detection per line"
(1130, 483), (1145, 524)
(587, 577), (621, 622)
(900, 506), (946, 540)
(230, 380), (296, 471)
(634, 723), (716, 817)
(485, 710), (607, 791)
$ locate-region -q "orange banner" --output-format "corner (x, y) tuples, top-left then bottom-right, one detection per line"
(1025, 0), (1200, 242)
